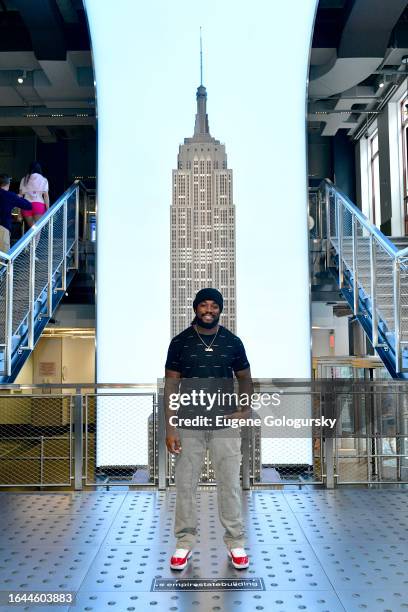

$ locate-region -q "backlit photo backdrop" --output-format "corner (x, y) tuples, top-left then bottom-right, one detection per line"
(84, 0), (318, 466)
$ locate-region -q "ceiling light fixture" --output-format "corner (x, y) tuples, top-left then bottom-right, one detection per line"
(17, 70), (26, 84)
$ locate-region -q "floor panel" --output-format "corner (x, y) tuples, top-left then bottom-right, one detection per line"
(0, 488), (407, 611)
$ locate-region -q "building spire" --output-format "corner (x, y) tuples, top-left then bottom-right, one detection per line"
(194, 27), (210, 138)
(200, 26), (203, 86)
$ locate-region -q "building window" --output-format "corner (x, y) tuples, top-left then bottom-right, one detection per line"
(401, 95), (408, 234)
(370, 131), (381, 228)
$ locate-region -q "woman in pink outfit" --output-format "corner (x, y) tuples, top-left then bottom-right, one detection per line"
(19, 161), (49, 229)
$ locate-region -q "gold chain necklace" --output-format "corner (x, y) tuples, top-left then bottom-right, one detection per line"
(194, 325), (219, 352)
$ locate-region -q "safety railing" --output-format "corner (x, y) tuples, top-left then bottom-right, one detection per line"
(1, 381), (407, 489)
(321, 179), (408, 375)
(0, 181), (91, 379)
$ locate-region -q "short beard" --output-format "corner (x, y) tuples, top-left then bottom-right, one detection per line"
(194, 314), (220, 330)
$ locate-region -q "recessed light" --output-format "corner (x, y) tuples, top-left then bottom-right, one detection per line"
(17, 69), (26, 84)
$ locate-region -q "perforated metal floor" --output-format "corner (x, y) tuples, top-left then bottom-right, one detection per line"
(0, 488), (407, 611)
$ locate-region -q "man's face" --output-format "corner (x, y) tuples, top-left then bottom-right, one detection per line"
(1, 183), (9, 191)
(195, 300), (220, 329)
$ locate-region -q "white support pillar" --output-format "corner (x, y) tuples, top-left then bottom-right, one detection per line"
(378, 103), (404, 236)
(356, 137), (371, 220)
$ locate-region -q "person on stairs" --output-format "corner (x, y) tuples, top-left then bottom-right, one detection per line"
(0, 174), (32, 252)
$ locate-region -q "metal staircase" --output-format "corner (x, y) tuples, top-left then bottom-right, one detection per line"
(0, 181), (92, 382)
(320, 179), (408, 378)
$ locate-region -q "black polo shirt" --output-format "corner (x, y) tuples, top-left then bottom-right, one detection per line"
(165, 325), (250, 428)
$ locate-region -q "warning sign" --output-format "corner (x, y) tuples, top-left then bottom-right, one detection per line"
(39, 362), (56, 376)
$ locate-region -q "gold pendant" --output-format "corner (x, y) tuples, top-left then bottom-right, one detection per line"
(205, 347), (213, 352)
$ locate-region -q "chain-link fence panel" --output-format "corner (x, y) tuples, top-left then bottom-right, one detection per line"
(0, 393), (72, 487)
(0, 383), (407, 489)
(11, 249), (30, 336)
(66, 191), (76, 252)
(355, 219), (371, 299)
(341, 198), (353, 238)
(340, 201), (353, 271)
(52, 205), (64, 274)
(253, 391), (324, 485)
(328, 191), (337, 250)
(335, 390), (408, 484)
(400, 263), (408, 344)
(0, 261), (6, 353)
(374, 240), (394, 335)
(85, 393), (156, 486)
(34, 222), (49, 300)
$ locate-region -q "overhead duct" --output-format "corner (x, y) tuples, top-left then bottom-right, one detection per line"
(309, 0), (407, 98)
(12, 0), (67, 61)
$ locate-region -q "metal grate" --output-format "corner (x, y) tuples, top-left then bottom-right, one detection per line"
(66, 192), (76, 252)
(11, 249), (30, 336)
(0, 394), (72, 487)
(34, 223), (50, 299)
(52, 206), (64, 274)
(85, 393), (156, 487)
(0, 264), (6, 346)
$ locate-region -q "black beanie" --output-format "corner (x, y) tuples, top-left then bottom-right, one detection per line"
(193, 288), (223, 312)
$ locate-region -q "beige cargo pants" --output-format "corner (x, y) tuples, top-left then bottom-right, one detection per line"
(174, 427), (245, 550)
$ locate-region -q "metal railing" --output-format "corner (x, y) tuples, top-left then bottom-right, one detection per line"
(321, 179), (408, 374)
(1, 381), (406, 490)
(0, 181), (91, 378)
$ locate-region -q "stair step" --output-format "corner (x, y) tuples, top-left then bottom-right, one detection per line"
(376, 309), (408, 317)
(334, 236), (408, 244)
(344, 252), (395, 257)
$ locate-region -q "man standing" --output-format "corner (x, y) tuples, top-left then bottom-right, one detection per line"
(165, 288), (253, 571)
(0, 174), (32, 252)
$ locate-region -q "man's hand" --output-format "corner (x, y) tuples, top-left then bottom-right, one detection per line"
(166, 432), (182, 454)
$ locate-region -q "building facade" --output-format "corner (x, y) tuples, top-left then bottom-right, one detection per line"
(171, 84), (236, 336)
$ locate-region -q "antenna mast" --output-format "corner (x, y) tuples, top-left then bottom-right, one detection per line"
(200, 26), (203, 85)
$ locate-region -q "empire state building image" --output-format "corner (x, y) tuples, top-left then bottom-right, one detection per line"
(170, 80), (236, 336)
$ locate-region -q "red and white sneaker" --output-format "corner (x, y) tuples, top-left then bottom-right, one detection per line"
(228, 547), (249, 569)
(170, 548), (192, 570)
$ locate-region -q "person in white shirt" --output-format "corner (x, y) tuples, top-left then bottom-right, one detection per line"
(19, 161), (49, 229)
